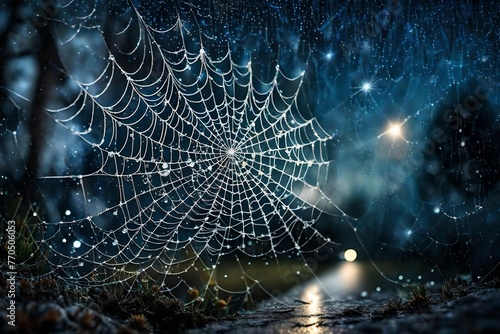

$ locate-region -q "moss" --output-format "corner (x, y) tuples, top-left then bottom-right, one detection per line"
(438, 277), (470, 300)
(381, 283), (433, 314)
(128, 313), (151, 332)
(406, 283), (432, 309)
(86, 283), (213, 332)
(2, 274), (215, 332)
(342, 307), (364, 316)
(383, 298), (404, 314)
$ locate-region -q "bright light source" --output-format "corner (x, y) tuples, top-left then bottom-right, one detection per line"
(227, 148), (235, 156)
(362, 82), (372, 92)
(388, 123), (402, 137)
(351, 78), (379, 99)
(344, 249), (357, 262)
(377, 121), (408, 142)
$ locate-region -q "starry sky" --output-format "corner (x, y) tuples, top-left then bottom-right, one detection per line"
(130, 0), (500, 279)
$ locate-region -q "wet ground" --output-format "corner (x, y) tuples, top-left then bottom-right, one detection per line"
(185, 262), (500, 334)
(1, 262), (499, 333)
(185, 278), (500, 334)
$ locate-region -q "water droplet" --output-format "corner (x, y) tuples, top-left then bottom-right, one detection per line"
(73, 240), (81, 248)
(65, 210), (71, 216)
(159, 168), (170, 177)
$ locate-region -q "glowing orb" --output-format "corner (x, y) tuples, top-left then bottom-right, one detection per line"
(344, 249), (357, 262)
(362, 82), (372, 92)
(388, 123), (402, 138)
(227, 148), (235, 156)
(378, 121), (407, 141)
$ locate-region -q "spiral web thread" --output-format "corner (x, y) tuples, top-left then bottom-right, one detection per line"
(9, 1), (345, 297)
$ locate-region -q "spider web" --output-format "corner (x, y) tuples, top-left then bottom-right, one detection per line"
(2, 0), (499, 309)
(8, 0), (344, 299)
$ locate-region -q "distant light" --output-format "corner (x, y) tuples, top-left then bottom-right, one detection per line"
(344, 249), (357, 262)
(65, 209), (71, 216)
(378, 121), (408, 142)
(407, 230), (412, 236)
(433, 207), (440, 214)
(326, 52), (333, 60)
(73, 240), (82, 248)
(388, 123), (402, 138)
(362, 82), (372, 92)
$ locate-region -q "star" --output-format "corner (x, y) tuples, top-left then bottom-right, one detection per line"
(388, 123), (402, 137)
(362, 82), (372, 92)
(351, 77), (379, 101)
(378, 121), (408, 142)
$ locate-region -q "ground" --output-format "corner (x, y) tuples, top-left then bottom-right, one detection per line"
(186, 279), (500, 334)
(1, 269), (499, 333)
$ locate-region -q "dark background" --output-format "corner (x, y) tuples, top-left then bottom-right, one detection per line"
(1, 0), (499, 301)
